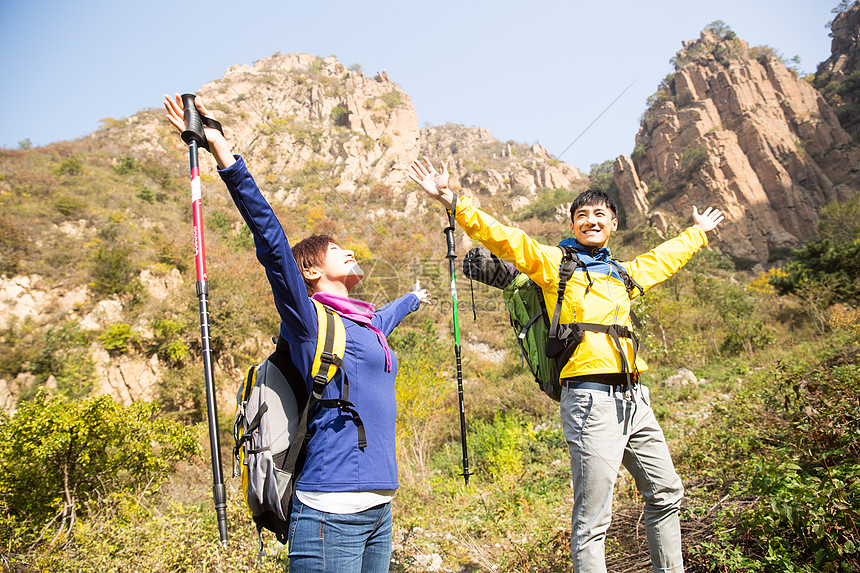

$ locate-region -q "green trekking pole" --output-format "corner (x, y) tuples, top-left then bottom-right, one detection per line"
(443, 202), (472, 486)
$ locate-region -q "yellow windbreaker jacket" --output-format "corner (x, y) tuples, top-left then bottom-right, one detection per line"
(454, 197), (708, 378)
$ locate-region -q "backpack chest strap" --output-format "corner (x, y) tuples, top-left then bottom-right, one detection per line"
(575, 322), (640, 385)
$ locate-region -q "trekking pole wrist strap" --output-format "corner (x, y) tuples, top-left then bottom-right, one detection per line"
(197, 117), (225, 152)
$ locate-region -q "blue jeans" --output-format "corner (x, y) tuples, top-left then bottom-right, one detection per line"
(560, 383), (684, 573)
(288, 496), (393, 573)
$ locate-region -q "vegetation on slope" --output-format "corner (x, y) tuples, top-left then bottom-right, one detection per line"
(1, 163), (857, 570)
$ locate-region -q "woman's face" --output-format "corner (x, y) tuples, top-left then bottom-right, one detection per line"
(320, 242), (364, 288)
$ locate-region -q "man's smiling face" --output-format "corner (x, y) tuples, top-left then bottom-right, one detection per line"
(570, 202), (618, 248)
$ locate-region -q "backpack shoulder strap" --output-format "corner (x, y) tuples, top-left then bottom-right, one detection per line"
(607, 259), (644, 328)
(548, 247), (583, 341)
(607, 259), (645, 298)
(310, 299), (346, 396)
(280, 301), (364, 477)
(309, 300), (364, 445)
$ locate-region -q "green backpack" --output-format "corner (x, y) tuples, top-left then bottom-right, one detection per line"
(463, 246), (568, 400)
(501, 271), (560, 400)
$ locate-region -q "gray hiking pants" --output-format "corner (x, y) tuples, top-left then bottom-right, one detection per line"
(560, 383), (684, 573)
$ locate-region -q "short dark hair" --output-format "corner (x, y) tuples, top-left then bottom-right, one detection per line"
(569, 189), (618, 222)
(292, 234), (336, 294)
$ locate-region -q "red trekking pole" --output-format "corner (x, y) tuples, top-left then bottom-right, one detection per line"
(180, 93), (229, 547)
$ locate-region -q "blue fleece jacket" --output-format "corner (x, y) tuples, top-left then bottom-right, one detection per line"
(219, 156), (420, 491)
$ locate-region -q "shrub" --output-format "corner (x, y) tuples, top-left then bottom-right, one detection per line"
(471, 413), (532, 482)
(679, 145), (709, 178)
(818, 193), (860, 244)
(136, 186), (155, 203)
(205, 210), (231, 234)
(56, 156), (83, 176)
(113, 156), (138, 175)
(91, 244), (140, 297)
(153, 231), (188, 273)
(705, 20), (731, 36)
(646, 179), (675, 205)
(331, 105), (350, 127)
(720, 317), (774, 355)
(150, 318), (191, 366)
(52, 194), (87, 218)
(230, 225), (255, 252)
(98, 323), (141, 354)
(676, 89), (695, 107)
(28, 321), (95, 400)
(380, 90), (402, 110)
(0, 391), (199, 550)
(646, 88), (673, 108)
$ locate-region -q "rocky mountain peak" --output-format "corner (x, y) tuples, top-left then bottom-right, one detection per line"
(614, 23), (860, 265)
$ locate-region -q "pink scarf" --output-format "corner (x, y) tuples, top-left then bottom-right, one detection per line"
(311, 292), (392, 371)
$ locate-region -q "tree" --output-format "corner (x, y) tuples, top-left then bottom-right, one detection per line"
(769, 239), (860, 303)
(828, 1), (855, 33)
(818, 193), (860, 243)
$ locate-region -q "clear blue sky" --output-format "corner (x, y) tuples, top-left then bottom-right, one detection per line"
(0, 0), (839, 172)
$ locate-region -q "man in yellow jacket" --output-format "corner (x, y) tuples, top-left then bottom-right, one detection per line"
(410, 157), (724, 573)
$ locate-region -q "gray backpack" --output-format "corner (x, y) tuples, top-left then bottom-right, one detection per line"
(232, 301), (364, 551)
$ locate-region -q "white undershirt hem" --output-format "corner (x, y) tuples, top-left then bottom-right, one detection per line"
(295, 490), (396, 514)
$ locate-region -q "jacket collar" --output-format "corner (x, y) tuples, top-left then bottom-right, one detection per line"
(558, 237), (611, 261)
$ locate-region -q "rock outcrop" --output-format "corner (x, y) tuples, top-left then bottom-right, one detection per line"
(815, 2), (860, 137)
(825, 2), (860, 81)
(614, 25), (860, 264)
(420, 124), (584, 212)
(117, 54), (421, 194)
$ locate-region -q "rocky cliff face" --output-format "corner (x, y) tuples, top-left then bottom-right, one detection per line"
(815, 2), (860, 137)
(614, 26), (860, 264)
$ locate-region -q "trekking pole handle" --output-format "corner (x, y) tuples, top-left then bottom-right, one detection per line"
(444, 224), (456, 260)
(181, 93), (207, 147)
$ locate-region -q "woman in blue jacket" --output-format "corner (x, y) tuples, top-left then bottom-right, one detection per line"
(165, 94), (430, 572)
